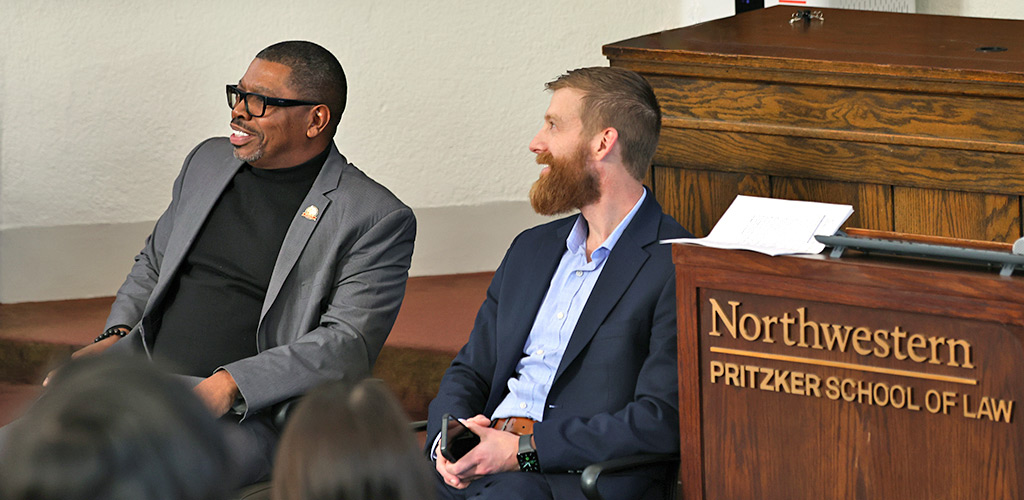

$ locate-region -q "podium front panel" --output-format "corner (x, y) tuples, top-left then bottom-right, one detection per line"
(674, 244), (1024, 500)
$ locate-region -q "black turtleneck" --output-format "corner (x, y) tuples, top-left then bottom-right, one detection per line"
(151, 146), (330, 377)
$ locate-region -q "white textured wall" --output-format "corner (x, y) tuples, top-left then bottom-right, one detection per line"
(917, 0), (1024, 18)
(0, 0), (685, 302)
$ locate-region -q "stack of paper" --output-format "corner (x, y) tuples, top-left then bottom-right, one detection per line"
(663, 195), (854, 256)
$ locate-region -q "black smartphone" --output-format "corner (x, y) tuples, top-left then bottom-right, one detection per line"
(439, 413), (481, 463)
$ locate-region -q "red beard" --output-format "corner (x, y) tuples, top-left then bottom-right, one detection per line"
(529, 145), (601, 216)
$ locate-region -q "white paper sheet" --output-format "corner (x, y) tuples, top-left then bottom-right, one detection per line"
(662, 195), (854, 256)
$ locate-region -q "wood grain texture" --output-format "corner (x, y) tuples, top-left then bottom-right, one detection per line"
(650, 76), (1024, 145)
(673, 244), (1024, 500)
(654, 128), (1024, 196)
(893, 187), (1021, 242)
(606, 7), (1024, 87)
(608, 7), (1024, 244)
(772, 178), (892, 232)
(654, 167), (769, 237)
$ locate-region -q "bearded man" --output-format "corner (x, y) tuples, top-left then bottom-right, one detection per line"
(426, 67), (693, 500)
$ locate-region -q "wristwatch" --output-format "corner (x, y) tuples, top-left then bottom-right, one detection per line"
(517, 433), (540, 472)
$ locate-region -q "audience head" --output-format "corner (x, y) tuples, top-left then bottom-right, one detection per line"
(545, 66), (661, 181)
(271, 378), (434, 500)
(0, 355), (234, 500)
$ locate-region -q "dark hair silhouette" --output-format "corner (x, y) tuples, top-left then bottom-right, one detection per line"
(272, 379), (435, 500)
(0, 356), (234, 500)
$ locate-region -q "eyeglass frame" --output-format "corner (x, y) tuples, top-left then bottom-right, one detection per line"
(226, 84), (322, 117)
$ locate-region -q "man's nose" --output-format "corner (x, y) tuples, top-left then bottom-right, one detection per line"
(231, 98), (251, 120)
(528, 130), (546, 154)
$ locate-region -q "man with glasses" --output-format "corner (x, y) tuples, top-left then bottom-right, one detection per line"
(74, 40), (416, 485)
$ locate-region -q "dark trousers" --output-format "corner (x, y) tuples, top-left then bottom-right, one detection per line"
(432, 467), (668, 500)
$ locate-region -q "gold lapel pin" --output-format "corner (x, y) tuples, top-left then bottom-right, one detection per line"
(301, 205), (320, 221)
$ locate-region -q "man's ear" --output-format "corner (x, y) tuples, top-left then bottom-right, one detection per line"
(592, 127), (619, 162)
(306, 104), (331, 138)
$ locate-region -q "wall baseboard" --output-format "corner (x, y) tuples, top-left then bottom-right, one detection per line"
(0, 201), (555, 303)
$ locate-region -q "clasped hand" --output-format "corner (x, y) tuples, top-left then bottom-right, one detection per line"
(435, 414), (521, 489)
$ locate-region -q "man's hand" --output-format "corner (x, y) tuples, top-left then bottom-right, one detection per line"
(193, 370), (240, 417)
(43, 335), (122, 386)
(437, 414), (521, 489)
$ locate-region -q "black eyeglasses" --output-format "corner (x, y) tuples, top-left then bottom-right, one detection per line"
(226, 84), (321, 117)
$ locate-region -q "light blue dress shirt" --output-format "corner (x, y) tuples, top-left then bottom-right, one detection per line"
(491, 189), (647, 421)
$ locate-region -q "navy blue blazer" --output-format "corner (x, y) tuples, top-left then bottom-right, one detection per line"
(428, 191), (692, 495)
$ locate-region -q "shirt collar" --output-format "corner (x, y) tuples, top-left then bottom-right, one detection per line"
(565, 188), (647, 259)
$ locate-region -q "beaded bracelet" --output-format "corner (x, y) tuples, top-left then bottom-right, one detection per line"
(94, 326), (129, 343)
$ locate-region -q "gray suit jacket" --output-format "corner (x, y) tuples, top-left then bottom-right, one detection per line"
(105, 137), (416, 420)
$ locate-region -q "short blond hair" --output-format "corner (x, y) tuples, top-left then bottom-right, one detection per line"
(546, 67), (661, 181)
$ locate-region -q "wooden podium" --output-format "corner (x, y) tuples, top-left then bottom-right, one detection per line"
(605, 7), (1024, 243)
(673, 244), (1024, 499)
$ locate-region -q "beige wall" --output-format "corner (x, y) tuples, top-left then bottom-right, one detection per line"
(0, 0), (685, 302)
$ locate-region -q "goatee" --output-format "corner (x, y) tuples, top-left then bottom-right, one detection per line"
(529, 145), (601, 216)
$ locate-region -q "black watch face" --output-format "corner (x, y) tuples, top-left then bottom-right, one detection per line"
(518, 451), (539, 472)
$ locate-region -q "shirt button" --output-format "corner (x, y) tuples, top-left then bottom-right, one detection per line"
(575, 270), (583, 277)
(556, 312), (564, 319)
(519, 402), (527, 409)
(537, 349), (545, 355)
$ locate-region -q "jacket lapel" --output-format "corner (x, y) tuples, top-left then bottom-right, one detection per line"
(145, 154), (239, 320)
(260, 144), (344, 322)
(553, 192), (660, 382)
(493, 217), (573, 389)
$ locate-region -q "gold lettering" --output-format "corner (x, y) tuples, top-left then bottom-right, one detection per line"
(759, 368), (774, 391)
(739, 313), (761, 341)
(760, 315), (778, 344)
(889, 384), (906, 408)
(773, 370), (791, 393)
(707, 302), (976, 371)
(856, 380), (871, 404)
(873, 329), (891, 357)
(872, 382), (889, 406)
(743, 364), (758, 388)
(977, 396), (994, 420)
(821, 324), (853, 352)
(805, 373), (821, 398)
(724, 362), (740, 386)
(891, 326), (908, 360)
(780, 312), (795, 346)
(962, 395), (1013, 422)
(789, 371), (805, 396)
(796, 308), (815, 348)
(710, 360), (724, 383)
(851, 327), (872, 356)
(993, 398), (1014, 423)
(906, 387), (921, 411)
(708, 299), (739, 338)
(825, 376), (840, 400)
(925, 390), (942, 413)
(926, 336), (945, 365)
(946, 338), (975, 369)
(963, 394), (976, 419)
(943, 391), (957, 415)
(906, 334), (927, 362)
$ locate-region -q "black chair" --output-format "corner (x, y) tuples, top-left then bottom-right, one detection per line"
(233, 482), (272, 500)
(579, 453), (679, 500)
